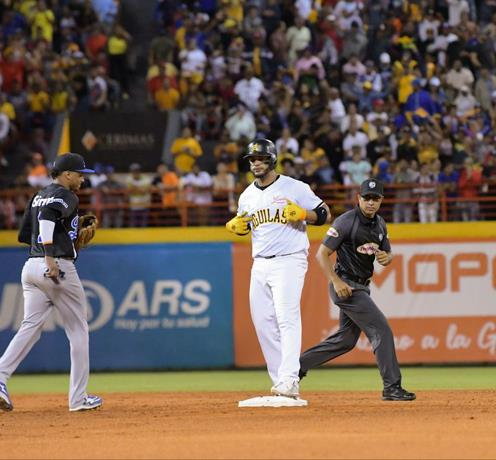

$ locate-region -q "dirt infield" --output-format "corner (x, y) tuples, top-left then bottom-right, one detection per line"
(1, 390), (495, 459)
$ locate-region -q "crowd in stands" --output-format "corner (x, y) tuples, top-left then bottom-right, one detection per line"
(146, 0), (496, 224)
(0, 0), (127, 183)
(1, 0), (496, 228)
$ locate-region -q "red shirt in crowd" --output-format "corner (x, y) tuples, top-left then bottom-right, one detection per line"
(458, 167), (482, 198)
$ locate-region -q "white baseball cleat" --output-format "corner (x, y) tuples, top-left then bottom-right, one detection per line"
(270, 379), (300, 398)
(0, 382), (13, 412)
(239, 396), (308, 407)
(70, 395), (103, 412)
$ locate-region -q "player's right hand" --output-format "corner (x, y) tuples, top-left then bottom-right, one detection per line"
(226, 212), (252, 236)
(44, 256), (60, 284)
(333, 279), (353, 298)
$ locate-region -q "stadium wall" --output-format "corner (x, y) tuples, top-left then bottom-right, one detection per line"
(0, 222), (494, 371)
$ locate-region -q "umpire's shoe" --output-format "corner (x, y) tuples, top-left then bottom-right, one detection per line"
(0, 382), (13, 411)
(382, 384), (416, 401)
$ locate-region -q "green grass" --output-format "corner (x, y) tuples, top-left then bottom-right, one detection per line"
(6, 367), (496, 394)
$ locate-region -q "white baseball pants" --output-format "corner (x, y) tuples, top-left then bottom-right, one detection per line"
(249, 252), (308, 385)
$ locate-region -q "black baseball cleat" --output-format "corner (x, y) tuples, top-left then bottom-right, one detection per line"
(382, 385), (416, 401)
(298, 368), (307, 380)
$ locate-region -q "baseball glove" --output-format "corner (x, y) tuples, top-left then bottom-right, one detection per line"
(75, 213), (98, 251)
(283, 199), (307, 223)
(225, 212), (252, 236)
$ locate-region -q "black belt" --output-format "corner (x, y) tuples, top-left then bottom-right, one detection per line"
(259, 252), (297, 259)
(338, 272), (371, 286)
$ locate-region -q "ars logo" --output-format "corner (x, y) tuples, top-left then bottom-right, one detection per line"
(327, 227), (339, 237)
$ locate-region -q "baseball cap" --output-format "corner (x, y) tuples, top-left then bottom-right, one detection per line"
(53, 153), (94, 173)
(360, 178), (384, 197)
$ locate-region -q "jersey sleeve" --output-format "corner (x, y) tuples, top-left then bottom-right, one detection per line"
(41, 189), (78, 220)
(322, 214), (350, 251)
(295, 181), (324, 210)
(379, 218), (392, 252)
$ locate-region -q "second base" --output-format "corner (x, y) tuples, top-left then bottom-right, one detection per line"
(238, 395), (308, 408)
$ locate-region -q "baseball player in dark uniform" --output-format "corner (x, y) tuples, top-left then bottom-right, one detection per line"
(299, 178), (416, 401)
(0, 153), (102, 412)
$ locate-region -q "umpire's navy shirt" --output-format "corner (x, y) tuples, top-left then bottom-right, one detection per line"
(322, 206), (391, 280)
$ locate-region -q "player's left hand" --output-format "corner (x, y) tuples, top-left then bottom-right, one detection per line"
(283, 199), (307, 222)
(375, 250), (392, 266)
(75, 214), (98, 250)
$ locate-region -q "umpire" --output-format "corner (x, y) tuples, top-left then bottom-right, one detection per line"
(299, 178), (415, 401)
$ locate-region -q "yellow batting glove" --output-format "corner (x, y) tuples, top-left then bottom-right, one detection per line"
(226, 212), (252, 235)
(283, 199), (307, 222)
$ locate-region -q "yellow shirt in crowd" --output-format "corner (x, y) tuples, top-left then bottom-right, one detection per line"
(28, 91), (49, 112)
(108, 36), (127, 55)
(0, 102), (16, 120)
(31, 9), (55, 43)
(155, 87), (180, 111)
(171, 137), (203, 173)
(397, 74), (416, 104)
(51, 91), (70, 112)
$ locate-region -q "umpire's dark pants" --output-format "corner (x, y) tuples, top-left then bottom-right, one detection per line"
(300, 278), (401, 389)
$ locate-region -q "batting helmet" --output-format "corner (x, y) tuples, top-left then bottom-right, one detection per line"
(244, 138), (277, 169)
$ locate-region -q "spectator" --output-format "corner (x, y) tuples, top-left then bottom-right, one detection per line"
(342, 119), (369, 159)
(446, 59), (475, 91)
(458, 157), (482, 221)
(474, 67), (496, 113)
(107, 24), (131, 99)
(97, 166), (125, 228)
(154, 77), (180, 111)
(180, 163), (213, 226)
(328, 87), (347, 126)
(152, 162), (180, 225)
(170, 126), (203, 175)
(392, 159), (416, 223)
(31, 1), (55, 44)
(212, 161), (236, 220)
(26, 152), (50, 188)
(275, 127), (299, 156)
(286, 15), (311, 65)
(179, 38), (207, 92)
(339, 146), (372, 186)
(88, 65), (108, 111)
(414, 162), (439, 223)
(438, 162), (460, 220)
(225, 103), (256, 142)
(340, 102), (364, 133)
(454, 85), (478, 119)
(233, 66), (265, 112)
(126, 163), (152, 228)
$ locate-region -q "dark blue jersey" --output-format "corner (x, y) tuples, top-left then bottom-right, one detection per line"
(18, 183), (79, 258)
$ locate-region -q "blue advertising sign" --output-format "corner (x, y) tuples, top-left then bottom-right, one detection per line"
(0, 243), (234, 372)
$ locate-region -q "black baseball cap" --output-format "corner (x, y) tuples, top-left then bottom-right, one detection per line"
(53, 153), (94, 173)
(360, 178), (384, 197)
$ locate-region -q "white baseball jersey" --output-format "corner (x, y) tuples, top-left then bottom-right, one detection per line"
(237, 175), (323, 258)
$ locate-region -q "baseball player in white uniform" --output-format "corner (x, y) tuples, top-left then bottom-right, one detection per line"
(226, 139), (330, 398)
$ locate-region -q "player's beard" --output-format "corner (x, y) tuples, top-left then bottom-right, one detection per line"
(251, 163), (271, 180)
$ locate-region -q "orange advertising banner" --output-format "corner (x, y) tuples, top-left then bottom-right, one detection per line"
(233, 240), (496, 366)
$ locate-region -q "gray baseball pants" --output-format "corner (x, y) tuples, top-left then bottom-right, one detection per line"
(0, 258), (90, 409)
(300, 279), (401, 389)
